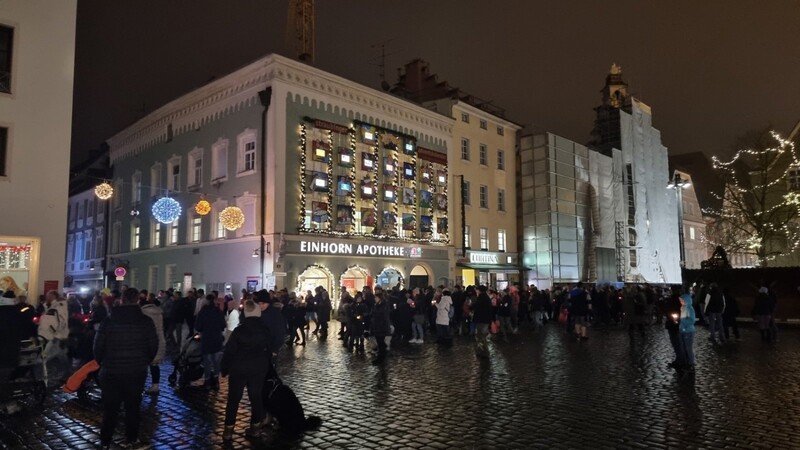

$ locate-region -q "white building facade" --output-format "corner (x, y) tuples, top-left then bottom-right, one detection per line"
(107, 54), (454, 300)
(0, 1), (77, 300)
(520, 65), (681, 288)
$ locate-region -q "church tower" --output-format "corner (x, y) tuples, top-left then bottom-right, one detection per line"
(589, 63), (632, 156)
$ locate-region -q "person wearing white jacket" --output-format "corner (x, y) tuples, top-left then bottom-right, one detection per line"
(141, 297), (166, 394)
(224, 299), (241, 344)
(38, 290), (70, 383)
(435, 289), (453, 343)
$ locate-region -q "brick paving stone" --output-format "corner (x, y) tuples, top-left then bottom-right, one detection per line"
(2, 324), (800, 449)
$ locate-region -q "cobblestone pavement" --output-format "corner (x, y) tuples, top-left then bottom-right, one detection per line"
(2, 322), (800, 449)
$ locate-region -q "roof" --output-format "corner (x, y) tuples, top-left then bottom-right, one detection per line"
(669, 152), (724, 213)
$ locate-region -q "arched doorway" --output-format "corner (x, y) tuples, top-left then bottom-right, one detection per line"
(340, 266), (370, 298)
(296, 265), (333, 300)
(409, 265), (429, 290)
(376, 267), (403, 290)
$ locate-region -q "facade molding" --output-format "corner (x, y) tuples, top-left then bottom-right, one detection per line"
(109, 54), (453, 163)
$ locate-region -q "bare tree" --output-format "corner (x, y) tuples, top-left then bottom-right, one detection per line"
(704, 129), (800, 266)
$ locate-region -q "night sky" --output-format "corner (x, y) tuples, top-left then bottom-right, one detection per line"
(71, 0), (799, 165)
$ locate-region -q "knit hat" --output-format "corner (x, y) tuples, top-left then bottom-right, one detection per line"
(243, 299), (261, 318)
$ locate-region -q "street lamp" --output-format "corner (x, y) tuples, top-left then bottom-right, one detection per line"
(667, 172), (691, 267)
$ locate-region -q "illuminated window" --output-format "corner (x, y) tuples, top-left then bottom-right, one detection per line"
(383, 184), (396, 202)
(362, 152), (376, 170)
(689, 226), (696, 240)
(152, 222), (161, 248)
(169, 220), (179, 245)
(191, 217), (202, 242)
(480, 227), (488, 250)
(311, 171), (328, 192)
(383, 157), (395, 175)
(131, 224), (141, 250)
(464, 225), (471, 249)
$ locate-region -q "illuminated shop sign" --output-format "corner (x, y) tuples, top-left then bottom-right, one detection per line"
(299, 240), (423, 258)
(469, 252), (499, 264)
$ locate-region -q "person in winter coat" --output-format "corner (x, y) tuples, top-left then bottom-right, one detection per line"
(338, 293), (352, 344)
(678, 289), (696, 375)
(569, 282), (591, 341)
(38, 290), (70, 384)
(221, 300), (272, 442)
(224, 299), (240, 344)
(140, 296), (166, 394)
(370, 292), (391, 364)
(704, 283), (726, 343)
(347, 295), (368, 353)
(317, 289), (333, 338)
(410, 288), (426, 344)
(435, 289), (453, 343)
(256, 290), (287, 356)
(94, 287), (158, 449)
(471, 285), (493, 357)
(287, 293), (307, 346)
(752, 286), (773, 342)
(664, 286), (684, 370)
(193, 294), (226, 390)
(721, 287), (740, 341)
(0, 290), (26, 377)
(623, 286), (646, 340)
(496, 289), (513, 341)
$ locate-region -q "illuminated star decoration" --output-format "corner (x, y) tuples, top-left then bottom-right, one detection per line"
(152, 197), (182, 224)
(94, 182), (114, 200)
(219, 206), (245, 231)
(195, 200), (211, 216)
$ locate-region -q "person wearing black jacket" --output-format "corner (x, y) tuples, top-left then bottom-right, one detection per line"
(370, 292), (391, 365)
(94, 288), (158, 449)
(722, 287), (740, 341)
(194, 294), (226, 389)
(664, 286), (684, 370)
(221, 300), (271, 442)
(471, 285), (493, 358)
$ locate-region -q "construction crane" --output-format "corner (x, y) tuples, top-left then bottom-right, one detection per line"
(287, 0), (315, 64)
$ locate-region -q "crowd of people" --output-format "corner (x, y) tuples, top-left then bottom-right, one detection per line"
(0, 277), (787, 447)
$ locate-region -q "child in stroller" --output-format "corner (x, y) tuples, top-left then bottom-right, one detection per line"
(168, 333), (204, 388)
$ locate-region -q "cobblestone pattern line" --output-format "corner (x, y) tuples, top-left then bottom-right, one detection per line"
(1, 324), (799, 449)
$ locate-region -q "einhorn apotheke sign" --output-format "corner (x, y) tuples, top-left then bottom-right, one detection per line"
(298, 240), (422, 258)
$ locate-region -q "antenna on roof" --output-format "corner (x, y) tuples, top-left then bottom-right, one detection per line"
(370, 39), (399, 91)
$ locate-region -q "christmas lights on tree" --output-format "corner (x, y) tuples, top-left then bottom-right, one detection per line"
(705, 130), (800, 264)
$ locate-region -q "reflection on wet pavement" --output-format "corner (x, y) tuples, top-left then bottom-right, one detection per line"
(1, 324), (798, 449)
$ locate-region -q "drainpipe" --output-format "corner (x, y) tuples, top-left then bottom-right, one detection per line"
(459, 174), (466, 256)
(258, 88), (273, 287)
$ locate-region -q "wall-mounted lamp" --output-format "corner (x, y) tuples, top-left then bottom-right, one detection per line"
(252, 240), (271, 258)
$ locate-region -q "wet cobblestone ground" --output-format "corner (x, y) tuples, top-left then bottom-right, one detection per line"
(2, 322), (800, 449)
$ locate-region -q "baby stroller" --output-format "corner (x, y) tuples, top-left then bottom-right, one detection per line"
(168, 334), (204, 389)
(0, 338), (48, 414)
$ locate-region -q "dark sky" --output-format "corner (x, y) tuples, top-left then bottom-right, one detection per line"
(71, 0), (800, 166)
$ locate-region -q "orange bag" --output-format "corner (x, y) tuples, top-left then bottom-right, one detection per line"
(63, 359), (100, 393)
